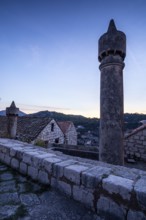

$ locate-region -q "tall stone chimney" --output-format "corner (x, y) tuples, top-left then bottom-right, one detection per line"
(6, 101), (19, 139)
(98, 20), (126, 165)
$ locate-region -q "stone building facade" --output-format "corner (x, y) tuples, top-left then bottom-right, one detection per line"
(33, 119), (64, 145)
(124, 124), (146, 162)
(0, 116), (77, 146)
(58, 121), (77, 145)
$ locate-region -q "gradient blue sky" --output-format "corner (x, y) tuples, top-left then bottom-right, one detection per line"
(0, 0), (146, 118)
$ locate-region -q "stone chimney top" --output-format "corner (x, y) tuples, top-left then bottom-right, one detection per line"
(6, 101), (19, 116)
(107, 19), (117, 33)
(98, 19), (126, 62)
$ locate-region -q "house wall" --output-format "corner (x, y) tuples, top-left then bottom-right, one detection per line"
(124, 129), (146, 161)
(35, 119), (64, 144)
(65, 123), (77, 145)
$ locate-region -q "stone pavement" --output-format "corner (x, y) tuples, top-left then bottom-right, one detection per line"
(0, 162), (99, 220)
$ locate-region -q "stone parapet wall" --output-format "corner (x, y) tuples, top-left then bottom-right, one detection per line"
(124, 129), (146, 161)
(0, 138), (146, 220)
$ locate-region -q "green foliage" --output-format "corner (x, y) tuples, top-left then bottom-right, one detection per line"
(35, 139), (47, 148)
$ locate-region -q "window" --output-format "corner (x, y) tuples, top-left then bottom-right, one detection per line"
(55, 138), (59, 144)
(51, 123), (54, 132)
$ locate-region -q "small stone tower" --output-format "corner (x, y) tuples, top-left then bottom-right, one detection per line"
(6, 101), (19, 139)
(98, 20), (126, 165)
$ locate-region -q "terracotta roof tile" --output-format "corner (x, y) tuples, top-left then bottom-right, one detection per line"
(0, 116), (52, 142)
(57, 121), (72, 134)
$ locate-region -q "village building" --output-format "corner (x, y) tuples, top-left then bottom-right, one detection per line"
(124, 124), (146, 162)
(0, 102), (77, 146)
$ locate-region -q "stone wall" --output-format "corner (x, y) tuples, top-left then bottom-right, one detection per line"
(35, 119), (64, 144)
(0, 138), (146, 220)
(124, 126), (146, 162)
(65, 123), (77, 145)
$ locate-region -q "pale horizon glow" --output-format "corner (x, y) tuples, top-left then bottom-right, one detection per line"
(0, 0), (146, 118)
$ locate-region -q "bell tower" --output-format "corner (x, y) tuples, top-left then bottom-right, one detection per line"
(98, 20), (126, 165)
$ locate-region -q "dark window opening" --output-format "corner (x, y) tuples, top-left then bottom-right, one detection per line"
(51, 123), (54, 132)
(55, 138), (59, 144)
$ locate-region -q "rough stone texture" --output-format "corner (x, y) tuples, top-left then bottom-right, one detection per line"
(4, 155), (11, 165)
(98, 20), (126, 165)
(124, 125), (146, 162)
(38, 170), (50, 185)
(11, 158), (19, 169)
(134, 176), (146, 209)
(0, 162), (97, 220)
(43, 157), (63, 174)
(57, 180), (72, 196)
(73, 185), (94, 208)
(53, 159), (77, 178)
(20, 162), (28, 174)
(127, 210), (146, 220)
(28, 166), (38, 180)
(36, 119), (64, 144)
(82, 166), (112, 188)
(96, 196), (125, 220)
(103, 175), (133, 200)
(0, 138), (146, 219)
(64, 163), (90, 185)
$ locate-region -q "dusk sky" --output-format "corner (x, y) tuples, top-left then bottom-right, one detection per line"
(0, 0), (146, 118)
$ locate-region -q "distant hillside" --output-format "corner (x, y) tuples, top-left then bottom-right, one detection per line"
(29, 111), (146, 132)
(28, 110), (99, 132)
(0, 110), (26, 117)
(1, 108), (145, 132)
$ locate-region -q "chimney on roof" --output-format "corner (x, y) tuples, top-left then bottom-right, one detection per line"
(6, 101), (19, 139)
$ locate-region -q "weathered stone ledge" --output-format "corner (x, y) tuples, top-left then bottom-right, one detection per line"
(0, 138), (146, 220)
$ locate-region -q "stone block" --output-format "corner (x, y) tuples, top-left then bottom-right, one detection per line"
(32, 154), (49, 168)
(10, 148), (17, 157)
(140, 136), (145, 141)
(134, 135), (140, 140)
(20, 193), (40, 206)
(136, 140), (142, 144)
(143, 130), (146, 136)
(11, 158), (19, 169)
(16, 150), (24, 160)
(64, 164), (90, 185)
(73, 185), (94, 208)
(129, 138), (134, 143)
(20, 162), (28, 174)
(57, 180), (71, 196)
(4, 155), (11, 165)
(102, 175), (134, 200)
(28, 166), (38, 180)
(82, 166), (112, 188)
(38, 170), (50, 185)
(135, 152), (141, 158)
(143, 141), (146, 146)
(96, 196), (125, 220)
(127, 210), (146, 220)
(134, 177), (146, 209)
(22, 153), (32, 165)
(0, 152), (5, 162)
(53, 159), (77, 178)
(43, 157), (62, 174)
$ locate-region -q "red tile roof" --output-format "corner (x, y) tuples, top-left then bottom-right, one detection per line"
(57, 121), (72, 134)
